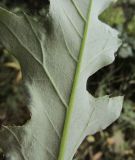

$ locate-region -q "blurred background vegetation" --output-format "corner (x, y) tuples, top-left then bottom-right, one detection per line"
(0, 0), (135, 160)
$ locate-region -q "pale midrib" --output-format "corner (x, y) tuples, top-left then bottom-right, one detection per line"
(58, 0), (93, 160)
(68, 100), (96, 160)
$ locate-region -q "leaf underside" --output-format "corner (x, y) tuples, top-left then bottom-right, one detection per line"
(0, 0), (123, 160)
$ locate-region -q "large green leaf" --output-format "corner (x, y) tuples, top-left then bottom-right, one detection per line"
(0, 0), (123, 160)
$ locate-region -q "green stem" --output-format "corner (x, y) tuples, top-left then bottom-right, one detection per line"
(58, 1), (93, 160)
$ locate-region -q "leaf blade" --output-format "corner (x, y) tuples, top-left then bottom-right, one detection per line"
(0, 0), (123, 160)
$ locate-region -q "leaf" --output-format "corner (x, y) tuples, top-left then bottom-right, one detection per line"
(0, 0), (123, 160)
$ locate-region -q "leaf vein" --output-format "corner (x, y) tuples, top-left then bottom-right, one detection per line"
(63, 9), (83, 39)
(2, 125), (27, 160)
(32, 103), (61, 138)
(71, 0), (86, 22)
(33, 136), (57, 160)
(0, 21), (68, 109)
(23, 13), (44, 64)
(59, 22), (78, 62)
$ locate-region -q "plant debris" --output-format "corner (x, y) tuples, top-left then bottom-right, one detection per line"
(0, 47), (31, 126)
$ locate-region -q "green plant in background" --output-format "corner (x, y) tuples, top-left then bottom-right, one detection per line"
(101, 6), (126, 27)
(0, 48), (31, 126)
(0, 0), (123, 160)
(127, 16), (135, 36)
